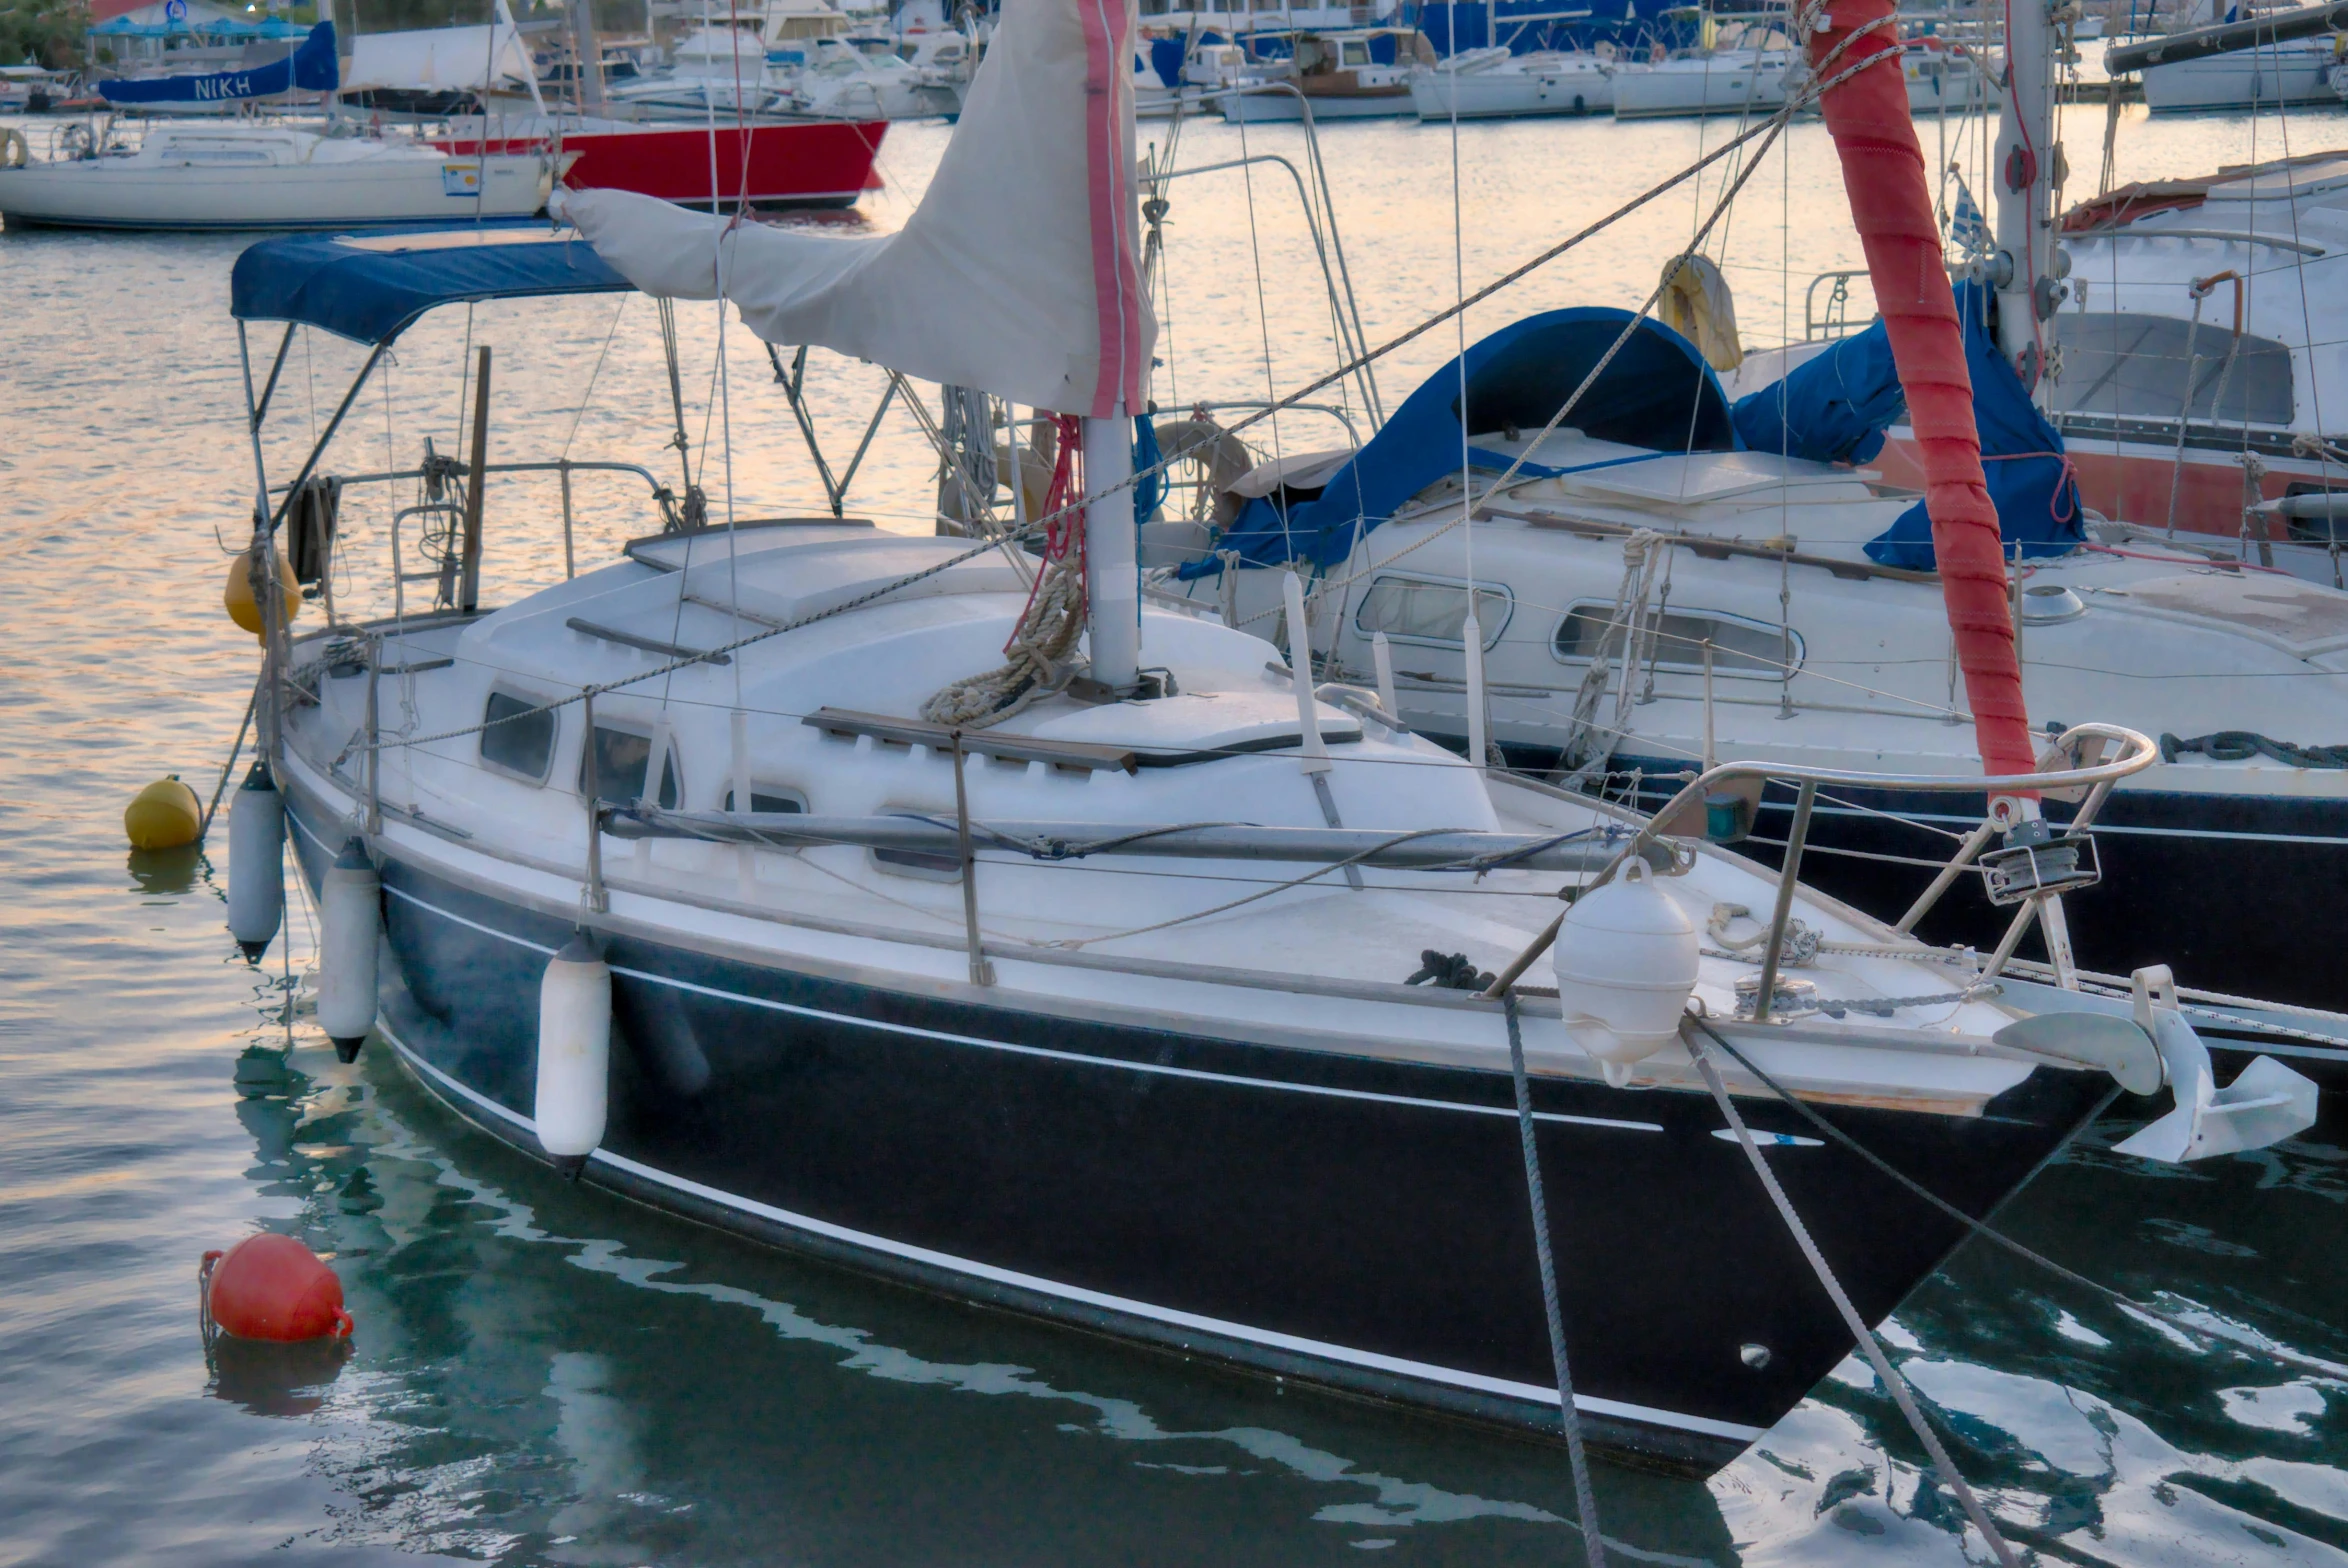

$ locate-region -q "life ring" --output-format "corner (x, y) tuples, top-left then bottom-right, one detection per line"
(0, 127), (27, 170)
(1152, 415), (1256, 532)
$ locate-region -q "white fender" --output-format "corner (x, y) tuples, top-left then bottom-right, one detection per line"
(226, 761), (284, 962)
(317, 838), (380, 1062)
(2113, 967), (2319, 1162)
(535, 934), (612, 1177)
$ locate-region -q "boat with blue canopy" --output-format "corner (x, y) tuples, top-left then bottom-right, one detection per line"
(1147, 279), (2348, 1029)
(202, 0), (2320, 1503)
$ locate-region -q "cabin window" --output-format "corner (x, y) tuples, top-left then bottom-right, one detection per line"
(872, 846), (962, 881)
(479, 690), (556, 782)
(1551, 603), (1798, 677)
(2049, 311), (2295, 426)
(1341, 41), (1370, 65)
(722, 787), (808, 815)
(580, 725), (680, 808)
(1354, 575), (1511, 649)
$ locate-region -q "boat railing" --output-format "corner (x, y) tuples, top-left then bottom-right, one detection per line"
(282, 458), (679, 590)
(1482, 724), (2161, 1011)
(1803, 267), (1874, 340)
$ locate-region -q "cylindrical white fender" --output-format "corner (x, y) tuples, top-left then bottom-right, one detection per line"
(1553, 859), (1700, 1087)
(227, 761), (285, 962)
(318, 838), (380, 1062)
(535, 934), (611, 1178)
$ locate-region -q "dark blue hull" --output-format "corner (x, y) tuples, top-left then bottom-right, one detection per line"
(284, 778), (2115, 1476)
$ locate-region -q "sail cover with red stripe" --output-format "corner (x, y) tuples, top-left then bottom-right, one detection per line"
(555, 0), (1152, 420)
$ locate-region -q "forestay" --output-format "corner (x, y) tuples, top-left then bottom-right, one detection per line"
(556, 0), (1154, 417)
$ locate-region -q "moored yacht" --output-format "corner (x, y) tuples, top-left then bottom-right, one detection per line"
(213, 0), (2316, 1490)
(0, 118), (558, 231)
(1219, 27), (1436, 120)
(1410, 45), (1616, 118)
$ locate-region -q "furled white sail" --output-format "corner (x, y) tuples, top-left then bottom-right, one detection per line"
(346, 24), (539, 92)
(555, 0), (1153, 418)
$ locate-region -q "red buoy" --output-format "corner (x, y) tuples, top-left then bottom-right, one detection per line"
(200, 1234), (354, 1342)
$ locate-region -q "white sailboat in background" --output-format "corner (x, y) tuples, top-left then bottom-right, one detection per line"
(0, 19), (559, 233)
(1410, 44), (1617, 119)
(1610, 16), (1797, 119)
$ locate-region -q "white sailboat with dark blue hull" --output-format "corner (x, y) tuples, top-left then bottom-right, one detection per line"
(218, 0), (2316, 1486)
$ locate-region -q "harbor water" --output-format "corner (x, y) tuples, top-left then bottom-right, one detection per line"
(5, 106), (2348, 1565)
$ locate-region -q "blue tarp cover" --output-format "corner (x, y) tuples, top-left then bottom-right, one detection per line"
(231, 227), (632, 346)
(1146, 35), (1186, 88)
(1730, 283), (2084, 568)
(1731, 320), (1903, 465)
(100, 20), (336, 105)
(1186, 307), (1734, 576)
(1856, 280), (2084, 569)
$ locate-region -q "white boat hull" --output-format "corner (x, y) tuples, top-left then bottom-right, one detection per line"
(1219, 89), (1416, 121)
(2142, 43), (2335, 112)
(1410, 65), (1613, 118)
(1612, 56), (1794, 119)
(0, 144), (550, 231)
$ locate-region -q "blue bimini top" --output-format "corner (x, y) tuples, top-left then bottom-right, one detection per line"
(231, 226), (632, 348)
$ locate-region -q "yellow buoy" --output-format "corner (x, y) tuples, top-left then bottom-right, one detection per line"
(223, 547), (301, 639)
(125, 776), (205, 851)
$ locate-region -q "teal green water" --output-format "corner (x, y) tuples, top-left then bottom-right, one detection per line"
(5, 108), (2348, 1566)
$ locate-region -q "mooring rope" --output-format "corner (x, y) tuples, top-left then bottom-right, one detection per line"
(1688, 1027), (2024, 1568)
(1503, 994), (1610, 1568)
(1689, 1015), (2345, 1381)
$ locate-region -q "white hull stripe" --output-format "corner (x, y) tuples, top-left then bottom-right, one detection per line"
(378, 880), (1666, 1134)
(1658, 792), (2348, 850)
(376, 1021), (1763, 1444)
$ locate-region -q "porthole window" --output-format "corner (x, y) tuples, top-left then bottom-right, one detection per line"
(479, 690), (556, 782)
(722, 787), (808, 815)
(580, 725), (680, 808)
(871, 846), (962, 882)
(1552, 603), (1799, 678)
(1353, 575), (1512, 649)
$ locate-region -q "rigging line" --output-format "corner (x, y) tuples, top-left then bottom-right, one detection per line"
(1230, 94), (1294, 563)
(1038, 828), (1466, 950)
(1230, 110), (1796, 631)
(2263, 45), (2337, 570)
(1447, 39), (1476, 654)
(1688, 1015), (2347, 1381)
(560, 293), (630, 461)
(1687, 1029), (2024, 1568)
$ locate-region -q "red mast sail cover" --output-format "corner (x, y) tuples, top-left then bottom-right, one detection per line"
(1809, 0), (2035, 779)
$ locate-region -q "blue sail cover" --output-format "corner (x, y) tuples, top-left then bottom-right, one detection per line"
(1731, 321), (1903, 465)
(100, 20), (337, 106)
(1186, 308), (1734, 577)
(1147, 35), (1187, 88)
(1857, 280), (2084, 569)
(1731, 281), (2083, 568)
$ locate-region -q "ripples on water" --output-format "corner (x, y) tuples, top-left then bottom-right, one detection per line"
(3, 107), (2347, 1564)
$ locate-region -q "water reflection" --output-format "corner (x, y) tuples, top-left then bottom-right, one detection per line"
(202, 1009), (2348, 1567)
(125, 844), (205, 897)
(205, 1332), (351, 1419)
